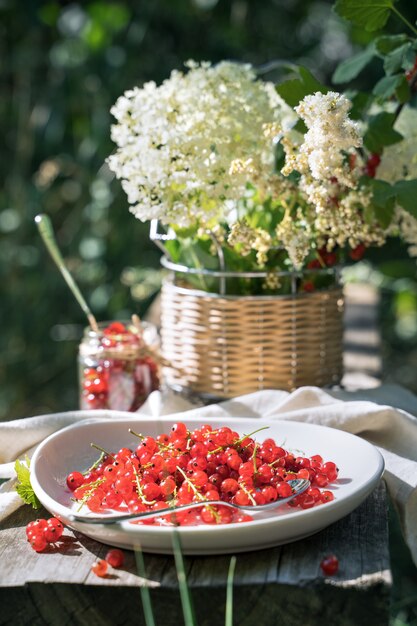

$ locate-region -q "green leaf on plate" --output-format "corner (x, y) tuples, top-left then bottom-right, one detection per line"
(334, 0), (396, 32)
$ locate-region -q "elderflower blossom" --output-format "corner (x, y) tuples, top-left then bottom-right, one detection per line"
(108, 61), (286, 229)
(227, 219), (256, 256)
(293, 92), (362, 187)
(108, 56), (414, 291)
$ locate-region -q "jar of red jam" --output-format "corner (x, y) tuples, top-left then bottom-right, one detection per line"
(79, 320), (160, 411)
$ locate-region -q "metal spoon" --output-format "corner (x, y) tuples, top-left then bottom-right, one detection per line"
(69, 478), (310, 525)
(34, 213), (99, 333)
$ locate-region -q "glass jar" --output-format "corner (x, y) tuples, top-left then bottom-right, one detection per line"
(78, 320), (160, 411)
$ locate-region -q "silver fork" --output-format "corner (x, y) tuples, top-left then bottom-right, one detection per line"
(68, 478), (310, 525)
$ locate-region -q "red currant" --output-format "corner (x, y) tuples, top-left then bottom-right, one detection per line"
(91, 559), (109, 578)
(66, 471), (85, 491)
(105, 549), (125, 568)
(349, 244), (366, 261)
(30, 534), (48, 552)
(43, 518), (64, 543)
(320, 554), (339, 576)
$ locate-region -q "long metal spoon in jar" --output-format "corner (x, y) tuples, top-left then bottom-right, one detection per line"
(34, 213), (99, 333)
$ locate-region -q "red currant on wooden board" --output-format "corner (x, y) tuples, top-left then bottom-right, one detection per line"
(105, 549), (125, 568)
(26, 517), (65, 552)
(320, 554), (339, 576)
(91, 559), (109, 578)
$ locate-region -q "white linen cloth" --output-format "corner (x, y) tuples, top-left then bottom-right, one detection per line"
(1, 385), (417, 566)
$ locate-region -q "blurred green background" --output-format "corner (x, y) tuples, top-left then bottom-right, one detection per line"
(1, 0), (416, 423)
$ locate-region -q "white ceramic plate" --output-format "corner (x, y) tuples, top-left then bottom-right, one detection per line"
(30, 416), (384, 555)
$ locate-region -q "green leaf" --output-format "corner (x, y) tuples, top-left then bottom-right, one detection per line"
(383, 42), (414, 75)
(370, 179), (396, 228)
(363, 112), (403, 153)
(276, 66), (327, 107)
(371, 178), (396, 205)
(376, 34), (409, 54)
(372, 74), (402, 99)
(14, 456), (41, 509)
(395, 74), (411, 103)
(332, 43), (376, 84)
(394, 179), (417, 217)
(334, 0), (396, 32)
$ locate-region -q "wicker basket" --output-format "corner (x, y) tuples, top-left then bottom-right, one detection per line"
(160, 273), (344, 398)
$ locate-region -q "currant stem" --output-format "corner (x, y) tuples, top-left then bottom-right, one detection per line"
(238, 426), (270, 445)
(129, 428), (172, 452)
(83, 451), (105, 475)
(176, 466), (205, 501)
(239, 482), (257, 506)
(73, 477), (106, 512)
(252, 442), (259, 475)
(131, 464), (157, 506)
(90, 443), (116, 462)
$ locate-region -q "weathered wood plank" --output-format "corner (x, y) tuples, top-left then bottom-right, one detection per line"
(0, 483), (391, 626)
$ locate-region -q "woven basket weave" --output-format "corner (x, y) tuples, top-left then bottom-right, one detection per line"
(161, 279), (344, 398)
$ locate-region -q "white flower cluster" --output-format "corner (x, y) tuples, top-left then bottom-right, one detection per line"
(276, 91), (385, 266)
(293, 91), (362, 187)
(108, 61), (285, 228)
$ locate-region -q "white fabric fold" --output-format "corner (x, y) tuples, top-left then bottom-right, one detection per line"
(1, 384), (417, 565)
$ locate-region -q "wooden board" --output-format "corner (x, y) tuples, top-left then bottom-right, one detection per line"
(0, 482), (391, 626)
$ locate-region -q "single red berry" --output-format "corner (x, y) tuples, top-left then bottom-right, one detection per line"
(43, 518), (64, 543)
(303, 281), (315, 293)
(171, 422), (188, 439)
(306, 259), (321, 270)
(320, 554), (339, 575)
(104, 322), (127, 335)
(367, 153), (381, 168)
(321, 490), (335, 503)
(66, 471), (85, 491)
(105, 548), (125, 568)
(26, 518), (47, 538)
(277, 482), (293, 498)
(30, 534), (48, 552)
(349, 244), (366, 261)
(324, 252), (337, 267)
(91, 559), (109, 578)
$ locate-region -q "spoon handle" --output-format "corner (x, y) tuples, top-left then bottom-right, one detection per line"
(35, 214), (99, 332)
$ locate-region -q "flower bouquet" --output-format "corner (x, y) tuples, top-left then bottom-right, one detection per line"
(107, 0), (417, 396)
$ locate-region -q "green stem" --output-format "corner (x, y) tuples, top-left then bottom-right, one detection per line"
(90, 443), (116, 462)
(188, 246), (209, 291)
(83, 451), (105, 475)
(134, 548), (156, 626)
(225, 556), (237, 626)
(129, 429), (172, 452)
(172, 530), (197, 626)
(391, 5), (417, 36)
